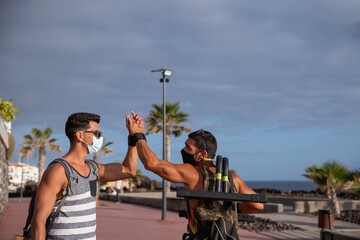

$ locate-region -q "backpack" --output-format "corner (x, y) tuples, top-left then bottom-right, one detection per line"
(206, 173), (239, 240)
(21, 158), (99, 239)
(186, 166), (239, 240)
(208, 217), (239, 240)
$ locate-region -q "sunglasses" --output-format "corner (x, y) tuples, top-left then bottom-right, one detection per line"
(194, 129), (207, 151)
(79, 130), (102, 139)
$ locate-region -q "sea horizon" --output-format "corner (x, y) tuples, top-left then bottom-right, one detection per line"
(171, 180), (317, 192)
(244, 180), (317, 192)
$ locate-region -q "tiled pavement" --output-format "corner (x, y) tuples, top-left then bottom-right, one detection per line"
(254, 207), (360, 240)
(2, 196), (359, 240)
(0, 198), (274, 240)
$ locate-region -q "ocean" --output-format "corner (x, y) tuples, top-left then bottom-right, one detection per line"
(244, 181), (317, 192)
(171, 181), (317, 192)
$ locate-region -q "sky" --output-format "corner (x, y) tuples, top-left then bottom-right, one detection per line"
(1, 0), (360, 182)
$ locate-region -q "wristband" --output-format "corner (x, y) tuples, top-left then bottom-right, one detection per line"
(128, 135), (136, 146)
(133, 133), (146, 143)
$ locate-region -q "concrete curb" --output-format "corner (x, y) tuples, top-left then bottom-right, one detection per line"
(294, 200), (360, 213)
(321, 229), (360, 240)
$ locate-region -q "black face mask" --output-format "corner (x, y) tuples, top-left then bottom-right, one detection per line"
(181, 149), (197, 166)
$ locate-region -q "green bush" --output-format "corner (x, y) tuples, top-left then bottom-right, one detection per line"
(0, 97), (20, 122)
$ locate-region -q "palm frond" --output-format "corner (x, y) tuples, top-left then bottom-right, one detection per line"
(49, 143), (61, 153)
(145, 101), (191, 138)
(104, 141), (114, 147)
(18, 146), (33, 159)
(23, 134), (33, 141)
(303, 160), (348, 190)
(43, 128), (53, 139)
(99, 140), (115, 156)
(31, 128), (42, 139)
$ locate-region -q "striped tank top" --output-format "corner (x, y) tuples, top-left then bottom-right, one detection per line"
(47, 160), (98, 240)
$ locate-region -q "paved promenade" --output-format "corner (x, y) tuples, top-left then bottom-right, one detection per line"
(0, 198), (274, 240)
(118, 192), (360, 240)
(254, 206), (360, 240)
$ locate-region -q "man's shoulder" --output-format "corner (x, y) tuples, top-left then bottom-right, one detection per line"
(173, 163), (201, 186)
(46, 161), (67, 172)
(230, 172), (242, 182)
(230, 172), (247, 191)
(38, 161), (68, 193)
(42, 161), (68, 181)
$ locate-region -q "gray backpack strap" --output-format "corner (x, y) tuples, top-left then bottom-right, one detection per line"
(49, 158), (78, 196)
(45, 158), (78, 235)
(85, 159), (99, 178)
(46, 190), (68, 234)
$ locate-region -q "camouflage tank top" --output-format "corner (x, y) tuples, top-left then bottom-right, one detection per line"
(188, 165), (238, 236)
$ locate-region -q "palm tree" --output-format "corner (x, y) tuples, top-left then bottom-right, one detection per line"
(130, 169), (143, 192)
(352, 182), (360, 195)
(92, 140), (114, 206)
(145, 101), (191, 192)
(18, 147), (32, 197)
(344, 170), (360, 196)
(303, 160), (348, 214)
(18, 146), (32, 164)
(20, 128), (61, 182)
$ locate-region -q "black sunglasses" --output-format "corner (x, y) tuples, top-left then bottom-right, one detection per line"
(194, 129), (207, 151)
(80, 130), (102, 139)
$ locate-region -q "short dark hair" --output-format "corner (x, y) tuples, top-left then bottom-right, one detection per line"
(188, 129), (217, 159)
(65, 112), (100, 142)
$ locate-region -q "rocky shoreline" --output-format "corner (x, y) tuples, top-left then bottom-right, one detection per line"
(253, 188), (360, 200)
(245, 188), (360, 231)
(244, 210), (360, 233)
(239, 218), (304, 232)
(311, 210), (360, 225)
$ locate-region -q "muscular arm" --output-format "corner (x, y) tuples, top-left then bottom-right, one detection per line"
(233, 174), (264, 213)
(97, 114), (139, 182)
(98, 145), (138, 182)
(136, 139), (198, 187)
(31, 164), (67, 240)
(125, 111), (199, 187)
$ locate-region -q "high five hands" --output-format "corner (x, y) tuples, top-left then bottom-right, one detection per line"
(125, 111), (145, 135)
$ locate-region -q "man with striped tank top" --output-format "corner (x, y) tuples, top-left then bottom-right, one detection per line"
(31, 112), (141, 240)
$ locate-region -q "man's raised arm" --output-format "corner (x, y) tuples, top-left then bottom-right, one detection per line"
(97, 115), (138, 182)
(126, 111), (197, 185)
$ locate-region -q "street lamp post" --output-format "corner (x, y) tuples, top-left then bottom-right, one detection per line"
(19, 155), (24, 198)
(151, 68), (173, 220)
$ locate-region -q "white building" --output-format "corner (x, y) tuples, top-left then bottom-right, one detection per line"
(8, 163), (39, 185)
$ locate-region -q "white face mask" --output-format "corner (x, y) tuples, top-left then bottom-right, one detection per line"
(83, 135), (104, 154)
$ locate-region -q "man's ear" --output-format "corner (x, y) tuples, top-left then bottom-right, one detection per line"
(74, 131), (84, 142)
(200, 150), (208, 159)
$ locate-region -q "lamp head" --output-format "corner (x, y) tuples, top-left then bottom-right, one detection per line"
(164, 69), (172, 77)
(151, 68), (173, 77)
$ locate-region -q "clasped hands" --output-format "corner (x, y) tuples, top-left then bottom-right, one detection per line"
(125, 111), (145, 135)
